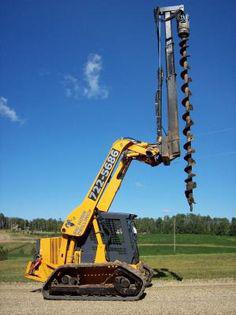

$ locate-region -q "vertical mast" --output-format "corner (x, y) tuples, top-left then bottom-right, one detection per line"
(163, 9), (180, 158)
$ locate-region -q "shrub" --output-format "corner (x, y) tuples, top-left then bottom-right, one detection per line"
(0, 245), (8, 260)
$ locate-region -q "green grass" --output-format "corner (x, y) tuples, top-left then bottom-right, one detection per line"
(142, 253), (236, 279)
(138, 245), (236, 256)
(0, 233), (236, 282)
(0, 241), (35, 282)
(138, 234), (236, 255)
(138, 233), (236, 246)
(0, 242), (35, 259)
(0, 253), (235, 282)
(0, 257), (31, 282)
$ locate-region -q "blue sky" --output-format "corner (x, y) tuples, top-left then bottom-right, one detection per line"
(0, 0), (235, 220)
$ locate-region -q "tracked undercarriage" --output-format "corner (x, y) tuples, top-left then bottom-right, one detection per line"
(42, 261), (146, 301)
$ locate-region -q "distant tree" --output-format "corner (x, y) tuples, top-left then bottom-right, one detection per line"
(2, 212), (235, 236)
(162, 216), (172, 234)
(155, 218), (162, 233)
(201, 215), (212, 234)
(0, 213), (6, 229)
(175, 214), (186, 234)
(212, 218), (230, 235)
(229, 218), (236, 236)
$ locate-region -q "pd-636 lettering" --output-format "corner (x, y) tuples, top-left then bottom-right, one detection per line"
(88, 149), (120, 201)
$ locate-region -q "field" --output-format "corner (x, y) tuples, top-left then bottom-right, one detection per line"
(0, 231), (236, 282)
(138, 233), (236, 246)
(1, 231), (236, 315)
(138, 233), (236, 256)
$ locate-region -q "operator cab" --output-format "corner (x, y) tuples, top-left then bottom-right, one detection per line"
(78, 212), (139, 265)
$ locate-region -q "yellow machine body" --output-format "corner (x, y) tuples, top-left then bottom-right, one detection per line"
(25, 139), (161, 284)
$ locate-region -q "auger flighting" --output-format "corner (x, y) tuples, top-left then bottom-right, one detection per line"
(154, 5), (196, 211)
(178, 12), (196, 211)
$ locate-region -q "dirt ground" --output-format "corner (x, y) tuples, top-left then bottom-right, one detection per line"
(0, 279), (236, 315)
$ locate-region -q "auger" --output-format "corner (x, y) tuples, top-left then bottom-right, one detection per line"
(178, 12), (196, 211)
(154, 5), (196, 211)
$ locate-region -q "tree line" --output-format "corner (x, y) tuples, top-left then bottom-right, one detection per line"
(0, 212), (236, 236)
(135, 214), (236, 236)
(0, 213), (63, 233)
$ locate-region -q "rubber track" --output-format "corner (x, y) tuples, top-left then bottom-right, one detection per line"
(42, 261), (146, 301)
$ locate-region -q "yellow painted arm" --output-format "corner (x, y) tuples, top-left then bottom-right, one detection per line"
(61, 138), (160, 237)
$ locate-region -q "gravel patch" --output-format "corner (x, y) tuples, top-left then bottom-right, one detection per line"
(0, 279), (236, 315)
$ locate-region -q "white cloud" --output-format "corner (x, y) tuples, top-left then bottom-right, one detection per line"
(163, 208), (171, 214)
(162, 209), (178, 215)
(83, 54), (109, 99)
(63, 74), (81, 99)
(63, 53), (109, 100)
(135, 181), (144, 188)
(0, 97), (22, 123)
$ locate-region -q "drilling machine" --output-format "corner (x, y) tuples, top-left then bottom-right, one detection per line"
(25, 5), (196, 301)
